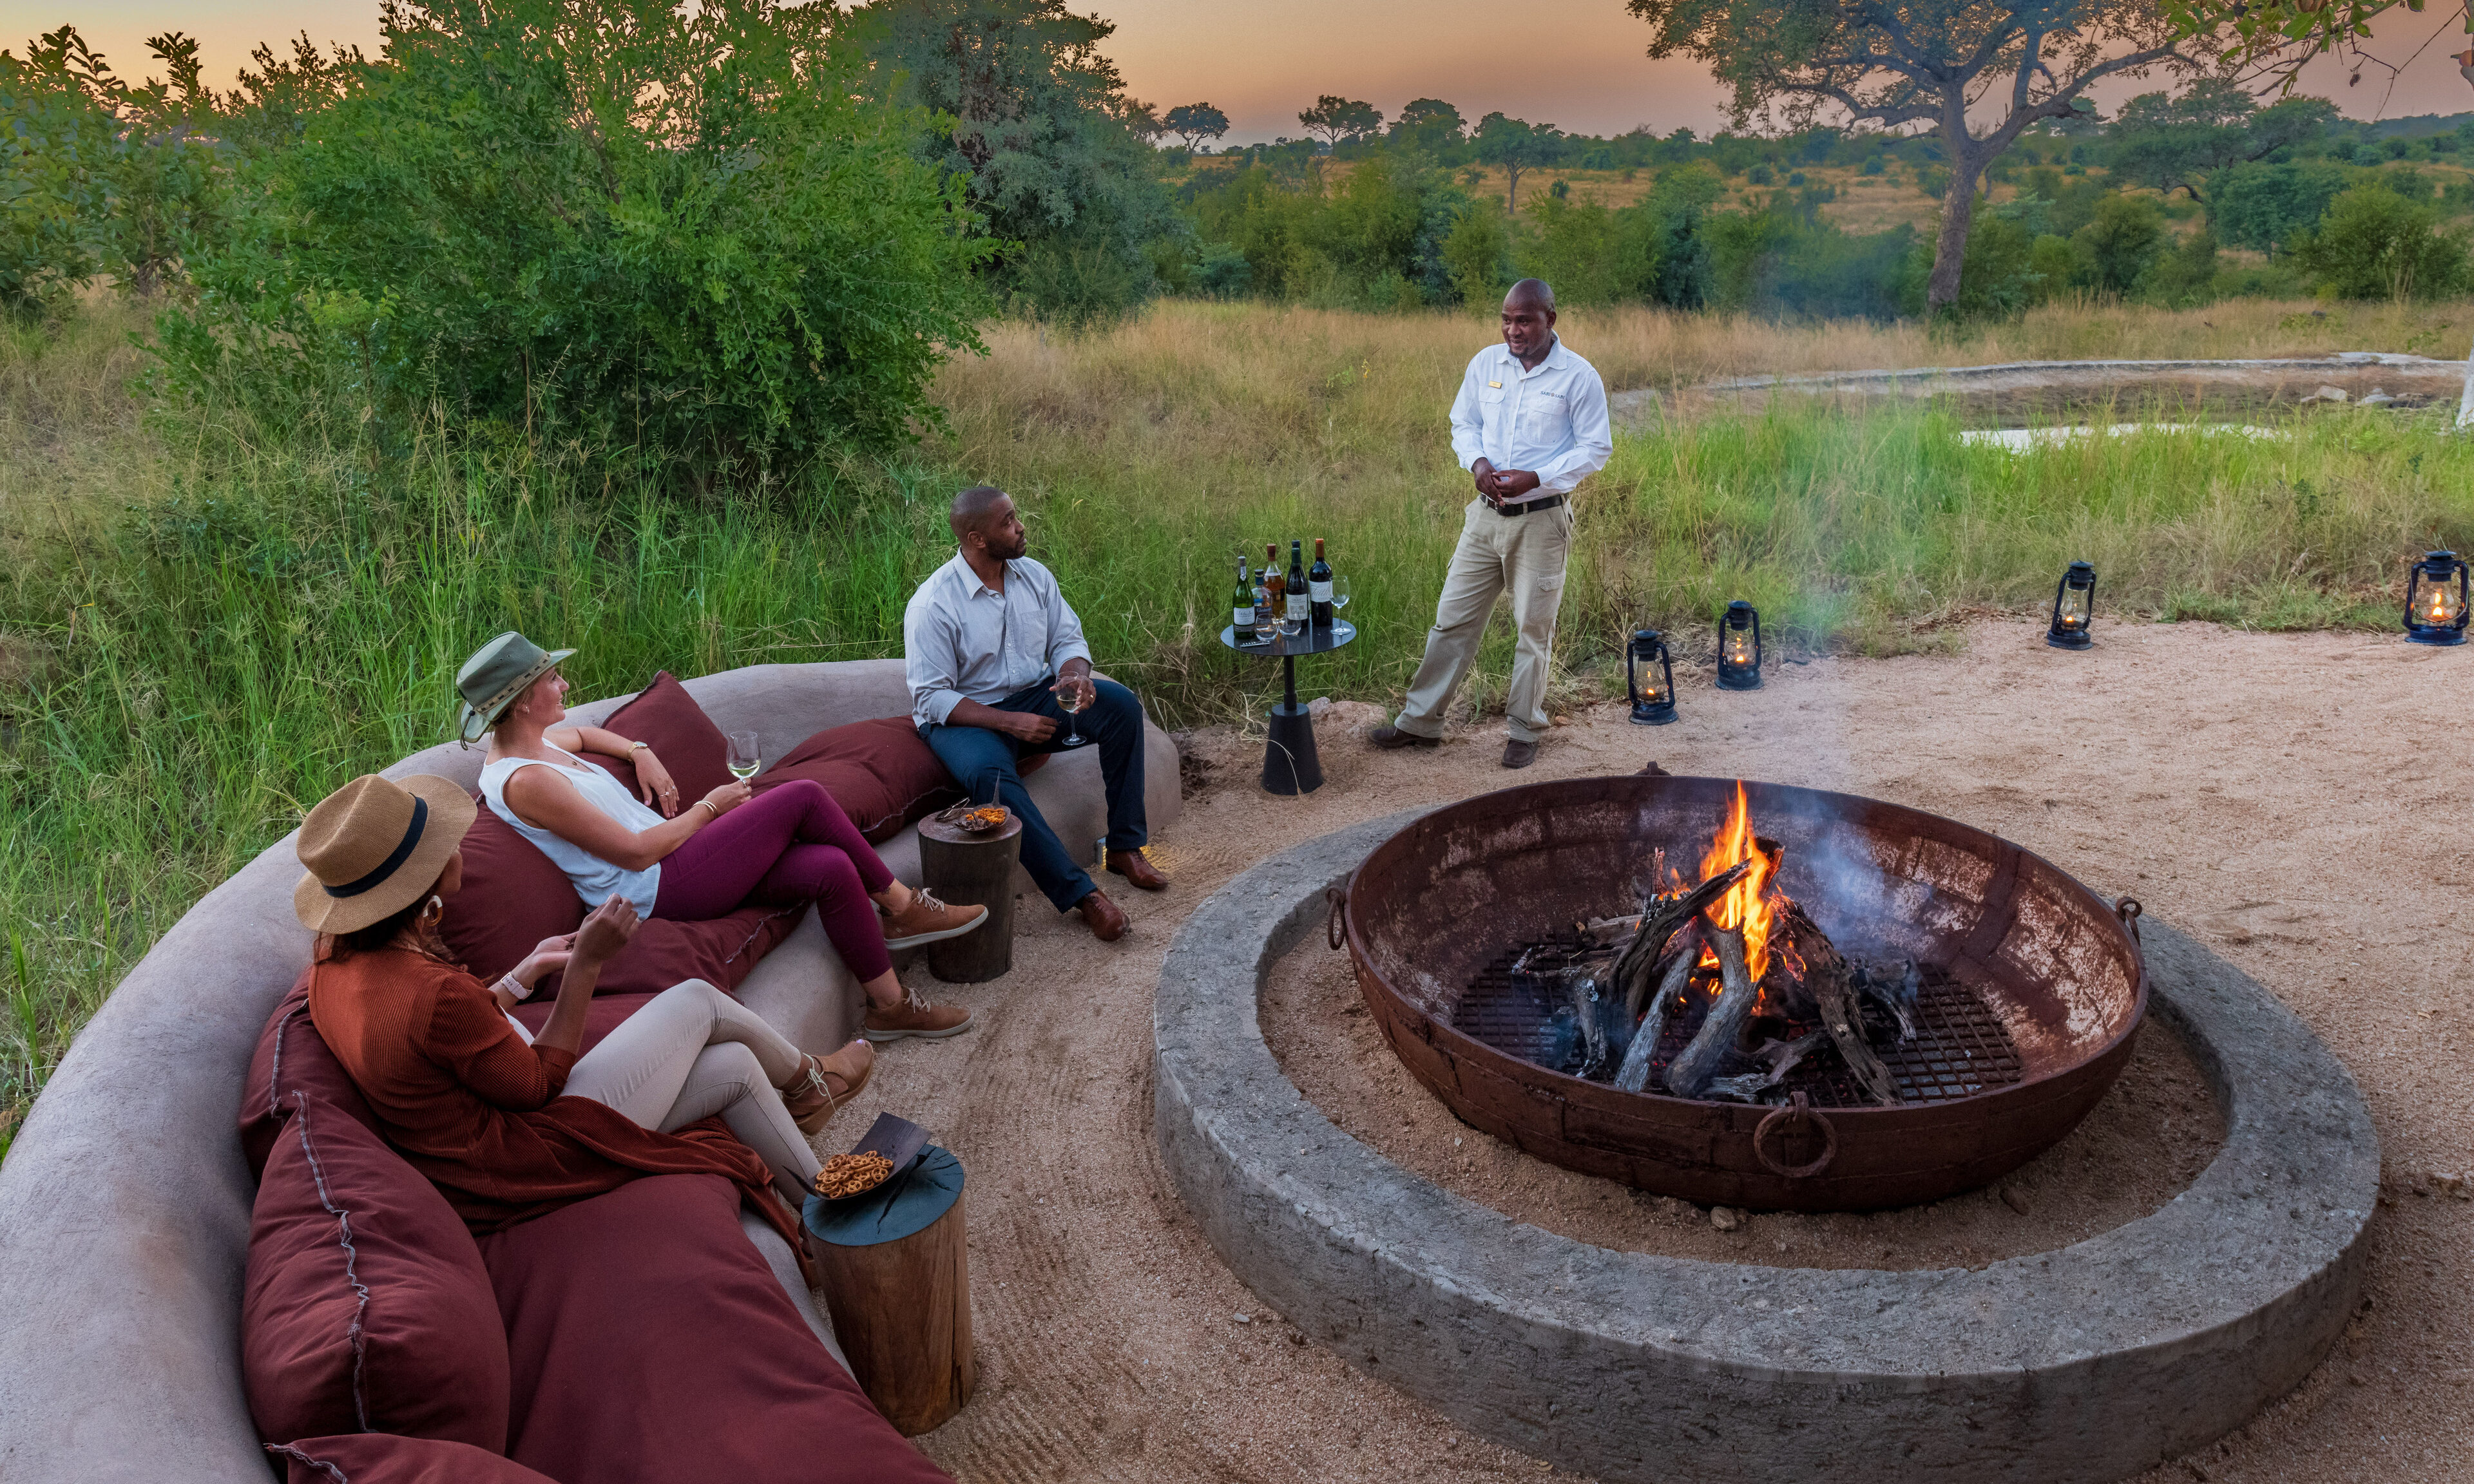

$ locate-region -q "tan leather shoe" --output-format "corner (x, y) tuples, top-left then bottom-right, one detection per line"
(781, 1041), (874, 1134)
(1077, 889), (1127, 942)
(881, 886), (988, 949)
(1106, 848), (1169, 891)
(861, 987), (975, 1043)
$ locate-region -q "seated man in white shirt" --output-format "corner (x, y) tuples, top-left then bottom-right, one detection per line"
(1370, 278), (1613, 770)
(903, 486), (1167, 943)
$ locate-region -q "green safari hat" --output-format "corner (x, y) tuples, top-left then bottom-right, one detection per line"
(455, 631), (575, 743)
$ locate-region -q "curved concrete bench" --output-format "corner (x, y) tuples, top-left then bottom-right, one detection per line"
(0, 660), (1178, 1483)
(1155, 813), (2378, 1484)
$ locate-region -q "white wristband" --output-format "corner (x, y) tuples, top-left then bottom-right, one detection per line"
(497, 972), (529, 1002)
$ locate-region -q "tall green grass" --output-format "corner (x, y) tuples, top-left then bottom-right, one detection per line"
(3, 298), (2471, 1130)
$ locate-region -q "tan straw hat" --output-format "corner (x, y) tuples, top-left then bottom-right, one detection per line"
(294, 774), (478, 935)
(454, 631), (576, 745)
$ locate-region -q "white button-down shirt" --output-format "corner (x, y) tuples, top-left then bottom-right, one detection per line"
(903, 551), (1093, 729)
(1448, 336), (1613, 500)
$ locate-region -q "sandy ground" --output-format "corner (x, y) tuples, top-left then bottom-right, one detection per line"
(818, 617), (2472, 1484)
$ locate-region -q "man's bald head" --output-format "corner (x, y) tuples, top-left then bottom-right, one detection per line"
(1500, 279), (1557, 364)
(1504, 278), (1555, 313)
(950, 484), (1029, 563)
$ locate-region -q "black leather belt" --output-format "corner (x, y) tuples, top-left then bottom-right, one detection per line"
(1487, 493), (1564, 516)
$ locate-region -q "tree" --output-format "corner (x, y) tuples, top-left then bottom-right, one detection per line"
(1298, 95), (1383, 149)
(1163, 101), (1229, 151)
(1473, 112), (1560, 214)
(2074, 195), (2165, 291)
(160, 0), (991, 471)
(865, 0), (1185, 321)
(1392, 97), (1466, 151)
(2106, 86), (2336, 202)
(2288, 185), (2469, 300)
(1628, 0), (2239, 313)
(2209, 158), (2349, 251)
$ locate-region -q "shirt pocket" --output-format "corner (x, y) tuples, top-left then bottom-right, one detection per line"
(1519, 386), (1568, 441)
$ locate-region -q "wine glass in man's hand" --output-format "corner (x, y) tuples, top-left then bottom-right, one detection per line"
(1053, 676), (1089, 747)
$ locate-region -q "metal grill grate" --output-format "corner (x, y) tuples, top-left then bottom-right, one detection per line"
(1450, 933), (2025, 1108)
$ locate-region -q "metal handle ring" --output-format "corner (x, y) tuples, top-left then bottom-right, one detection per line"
(1325, 886), (1348, 951)
(2114, 895), (2143, 946)
(1751, 1092), (1837, 1179)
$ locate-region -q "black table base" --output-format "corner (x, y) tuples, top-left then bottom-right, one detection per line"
(1263, 699), (1323, 795)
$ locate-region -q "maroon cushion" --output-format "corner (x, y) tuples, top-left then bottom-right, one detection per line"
(269, 1435), (561, 1483)
(244, 1098), (511, 1452)
(753, 716), (963, 842)
(479, 1174), (954, 1484)
(586, 670), (732, 803)
(240, 975), (378, 1181)
(438, 801), (803, 993)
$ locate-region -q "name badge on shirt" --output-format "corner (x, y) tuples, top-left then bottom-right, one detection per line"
(1488, 380), (1502, 388)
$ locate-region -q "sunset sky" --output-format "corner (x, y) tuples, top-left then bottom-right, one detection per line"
(14, 0), (2471, 139)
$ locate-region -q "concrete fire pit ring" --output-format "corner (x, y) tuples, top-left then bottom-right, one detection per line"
(1154, 812), (2378, 1484)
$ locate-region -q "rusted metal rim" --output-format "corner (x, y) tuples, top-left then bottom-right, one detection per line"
(1338, 775), (2150, 1211)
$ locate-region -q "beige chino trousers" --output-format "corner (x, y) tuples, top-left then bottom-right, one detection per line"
(1393, 497), (1574, 743)
(562, 980), (820, 1205)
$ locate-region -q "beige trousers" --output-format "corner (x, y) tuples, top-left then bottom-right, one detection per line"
(1394, 497), (1574, 743)
(562, 980), (820, 1206)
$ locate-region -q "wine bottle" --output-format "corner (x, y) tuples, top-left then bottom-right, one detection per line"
(1262, 569), (1286, 640)
(1309, 538), (1334, 629)
(1286, 540), (1309, 626)
(1231, 556), (1254, 633)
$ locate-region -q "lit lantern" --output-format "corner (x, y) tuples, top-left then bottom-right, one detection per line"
(1715, 600), (1763, 690)
(1627, 629), (1677, 725)
(2046, 561), (2096, 651)
(2404, 549), (2469, 646)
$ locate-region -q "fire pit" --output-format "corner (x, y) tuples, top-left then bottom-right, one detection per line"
(1338, 774), (2144, 1211)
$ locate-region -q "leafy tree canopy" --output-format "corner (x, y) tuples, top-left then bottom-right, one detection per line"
(1163, 101), (1229, 149)
(1391, 97), (1466, 150)
(2105, 83), (2336, 199)
(1298, 94), (1384, 147)
(1473, 113), (1561, 213)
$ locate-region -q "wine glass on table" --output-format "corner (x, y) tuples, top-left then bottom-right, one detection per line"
(1330, 575), (1350, 627)
(1053, 678), (1088, 748)
(727, 730), (762, 783)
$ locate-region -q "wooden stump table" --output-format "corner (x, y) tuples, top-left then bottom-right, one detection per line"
(805, 1146), (975, 1436)
(917, 813), (1023, 983)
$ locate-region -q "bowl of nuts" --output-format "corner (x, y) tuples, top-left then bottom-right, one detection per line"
(931, 802), (1010, 833)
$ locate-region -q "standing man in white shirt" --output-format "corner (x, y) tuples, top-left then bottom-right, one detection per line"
(1371, 279), (1614, 768)
(904, 486), (1166, 944)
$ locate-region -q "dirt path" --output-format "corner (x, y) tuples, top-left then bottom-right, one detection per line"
(825, 618), (2471, 1484)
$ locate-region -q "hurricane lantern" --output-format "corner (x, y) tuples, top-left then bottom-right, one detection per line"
(2046, 561), (2096, 651)
(2404, 550), (2469, 647)
(1715, 601), (1763, 690)
(1626, 629), (1678, 725)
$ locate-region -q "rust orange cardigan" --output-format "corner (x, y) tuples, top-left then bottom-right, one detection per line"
(306, 945), (803, 1257)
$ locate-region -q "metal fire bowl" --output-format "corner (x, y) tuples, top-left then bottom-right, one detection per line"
(1339, 775), (2145, 1212)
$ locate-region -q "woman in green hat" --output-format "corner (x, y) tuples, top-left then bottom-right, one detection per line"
(457, 633), (978, 1043)
(292, 772), (856, 1238)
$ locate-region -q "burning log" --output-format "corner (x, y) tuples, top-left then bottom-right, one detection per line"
(1612, 921), (1700, 1094)
(1800, 932), (1901, 1107)
(1664, 925), (1758, 1100)
(1852, 959), (1921, 1044)
(1611, 860), (1752, 1020)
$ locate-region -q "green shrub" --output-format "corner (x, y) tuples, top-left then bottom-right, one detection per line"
(2073, 195), (2165, 294)
(2209, 161), (2350, 252)
(1859, 157), (1884, 176)
(154, 0), (990, 479)
(2288, 186), (2469, 300)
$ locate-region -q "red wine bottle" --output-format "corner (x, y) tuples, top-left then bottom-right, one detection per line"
(1309, 538), (1334, 629)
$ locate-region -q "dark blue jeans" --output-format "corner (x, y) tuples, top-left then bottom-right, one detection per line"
(921, 677), (1149, 912)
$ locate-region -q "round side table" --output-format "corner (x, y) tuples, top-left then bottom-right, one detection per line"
(917, 813), (1022, 983)
(1218, 618), (1357, 795)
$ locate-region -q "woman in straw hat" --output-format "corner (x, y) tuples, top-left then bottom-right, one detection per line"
(458, 632), (978, 1044)
(296, 773), (865, 1233)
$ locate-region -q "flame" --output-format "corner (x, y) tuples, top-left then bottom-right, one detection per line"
(1698, 781), (1782, 982)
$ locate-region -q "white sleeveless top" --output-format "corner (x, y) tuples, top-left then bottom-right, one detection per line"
(479, 745), (664, 916)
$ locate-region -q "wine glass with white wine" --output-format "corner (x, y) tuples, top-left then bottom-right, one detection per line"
(1053, 678), (1088, 747)
(726, 730), (762, 783)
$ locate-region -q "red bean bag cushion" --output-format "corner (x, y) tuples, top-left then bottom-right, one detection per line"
(240, 974), (379, 1181)
(244, 1098), (511, 1453)
(584, 669), (733, 803)
(754, 716), (964, 842)
(269, 1434), (562, 1483)
(437, 804), (803, 993)
(479, 1174), (954, 1484)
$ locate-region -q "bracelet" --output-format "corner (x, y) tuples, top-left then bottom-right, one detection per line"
(696, 799), (718, 819)
(495, 972), (528, 1002)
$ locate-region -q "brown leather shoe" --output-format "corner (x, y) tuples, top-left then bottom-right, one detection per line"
(1106, 848), (1169, 891)
(880, 886), (988, 949)
(861, 987), (975, 1043)
(1077, 889), (1127, 942)
(1369, 724), (1439, 750)
(1502, 738), (1538, 769)
(781, 1041), (874, 1135)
